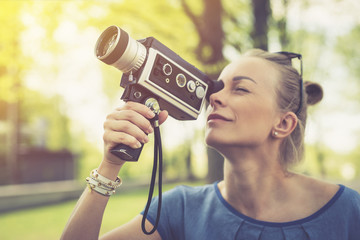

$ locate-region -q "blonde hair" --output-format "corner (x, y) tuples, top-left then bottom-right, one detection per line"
(244, 49), (323, 168)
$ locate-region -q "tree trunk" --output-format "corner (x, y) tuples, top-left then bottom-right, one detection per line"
(182, 0), (273, 183)
(185, 144), (196, 181)
(7, 96), (21, 184)
(251, 0), (271, 50)
(181, 0), (225, 183)
(276, 0), (290, 49)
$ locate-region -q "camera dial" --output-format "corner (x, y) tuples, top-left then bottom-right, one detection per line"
(145, 98), (160, 114)
(162, 63), (172, 76)
(187, 80), (196, 93)
(196, 86), (205, 99)
(176, 73), (187, 88)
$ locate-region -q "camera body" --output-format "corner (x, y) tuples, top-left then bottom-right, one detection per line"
(95, 26), (223, 161)
(120, 37), (211, 120)
(95, 26), (223, 121)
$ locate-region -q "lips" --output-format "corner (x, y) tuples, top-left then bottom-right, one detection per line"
(207, 113), (231, 122)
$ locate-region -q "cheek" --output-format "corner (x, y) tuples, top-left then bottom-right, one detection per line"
(234, 101), (276, 137)
(242, 104), (272, 124)
(204, 97), (278, 148)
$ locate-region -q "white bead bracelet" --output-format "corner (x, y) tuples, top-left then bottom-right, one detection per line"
(86, 169), (122, 197)
(90, 169), (122, 189)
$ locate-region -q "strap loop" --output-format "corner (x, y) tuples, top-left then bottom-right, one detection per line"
(141, 115), (163, 235)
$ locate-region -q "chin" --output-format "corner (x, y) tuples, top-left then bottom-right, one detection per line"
(205, 129), (217, 146)
(205, 132), (228, 151)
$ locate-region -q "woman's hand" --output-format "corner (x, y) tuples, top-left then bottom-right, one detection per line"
(102, 101), (168, 166)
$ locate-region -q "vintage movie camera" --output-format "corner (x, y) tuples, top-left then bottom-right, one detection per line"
(95, 26), (223, 161)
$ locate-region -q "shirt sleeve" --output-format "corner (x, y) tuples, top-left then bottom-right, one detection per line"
(140, 186), (186, 240)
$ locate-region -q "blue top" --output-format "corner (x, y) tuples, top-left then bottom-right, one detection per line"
(141, 182), (360, 240)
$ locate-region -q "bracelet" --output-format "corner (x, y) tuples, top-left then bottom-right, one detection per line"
(86, 177), (115, 196)
(86, 169), (122, 197)
(90, 169), (122, 189)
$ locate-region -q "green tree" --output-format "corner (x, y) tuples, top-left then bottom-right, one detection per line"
(336, 25), (360, 93)
(0, 1), (86, 183)
(180, 0), (276, 182)
(0, 1), (28, 183)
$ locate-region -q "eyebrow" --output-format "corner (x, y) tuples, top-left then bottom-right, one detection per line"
(232, 76), (257, 84)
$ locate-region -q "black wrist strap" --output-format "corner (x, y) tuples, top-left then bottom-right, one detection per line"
(141, 115), (162, 235)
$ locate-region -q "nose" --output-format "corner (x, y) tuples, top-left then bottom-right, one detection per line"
(206, 79), (224, 101)
(209, 88), (225, 107)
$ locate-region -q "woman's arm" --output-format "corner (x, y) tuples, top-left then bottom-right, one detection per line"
(60, 161), (121, 240)
(60, 102), (167, 240)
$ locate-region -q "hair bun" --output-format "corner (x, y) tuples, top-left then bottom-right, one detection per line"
(305, 81), (323, 105)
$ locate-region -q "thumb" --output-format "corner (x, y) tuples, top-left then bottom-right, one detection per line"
(158, 110), (168, 125)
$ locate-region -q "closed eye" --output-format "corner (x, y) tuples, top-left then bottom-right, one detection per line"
(234, 87), (250, 93)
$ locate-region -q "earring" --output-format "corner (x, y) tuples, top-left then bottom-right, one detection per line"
(273, 131), (279, 137)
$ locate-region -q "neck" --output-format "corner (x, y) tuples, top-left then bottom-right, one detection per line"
(219, 146), (294, 220)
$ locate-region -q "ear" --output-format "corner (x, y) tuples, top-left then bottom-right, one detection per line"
(272, 112), (298, 138)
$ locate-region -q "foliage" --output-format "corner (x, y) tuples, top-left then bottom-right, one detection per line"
(295, 143), (360, 180)
(0, 0), (359, 184)
(0, 1), (26, 103)
(336, 25), (360, 100)
(163, 141), (191, 180)
(19, 91), (69, 149)
(336, 26), (360, 77)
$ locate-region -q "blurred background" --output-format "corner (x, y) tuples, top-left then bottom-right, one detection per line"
(0, 0), (359, 239)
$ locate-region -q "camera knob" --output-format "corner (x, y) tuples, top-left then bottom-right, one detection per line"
(176, 73), (186, 88)
(195, 86), (205, 99)
(162, 63), (172, 76)
(187, 80), (196, 93)
(145, 98), (160, 114)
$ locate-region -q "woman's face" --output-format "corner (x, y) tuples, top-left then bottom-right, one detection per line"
(205, 56), (281, 150)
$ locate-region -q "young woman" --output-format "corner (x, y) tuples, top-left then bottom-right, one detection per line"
(61, 49), (360, 240)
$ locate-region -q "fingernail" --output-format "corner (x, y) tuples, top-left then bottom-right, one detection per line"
(147, 126), (154, 134)
(135, 141), (142, 148)
(148, 111), (155, 118)
(143, 135), (149, 143)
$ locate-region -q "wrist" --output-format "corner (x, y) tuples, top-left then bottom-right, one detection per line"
(97, 158), (124, 181)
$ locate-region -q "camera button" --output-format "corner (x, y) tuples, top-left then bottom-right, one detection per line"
(187, 80), (196, 92)
(176, 74), (186, 88)
(134, 91), (142, 99)
(163, 63), (172, 76)
(196, 86), (205, 99)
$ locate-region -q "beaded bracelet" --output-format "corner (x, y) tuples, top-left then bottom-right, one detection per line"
(86, 169), (122, 197)
(90, 169), (122, 189)
(86, 177), (115, 196)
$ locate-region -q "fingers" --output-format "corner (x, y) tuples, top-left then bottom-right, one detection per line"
(103, 130), (144, 149)
(104, 105), (151, 149)
(103, 102), (169, 151)
(115, 101), (155, 119)
(158, 110), (168, 125)
(106, 110), (154, 135)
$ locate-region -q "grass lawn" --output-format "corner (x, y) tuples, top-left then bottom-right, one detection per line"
(0, 181), (202, 240)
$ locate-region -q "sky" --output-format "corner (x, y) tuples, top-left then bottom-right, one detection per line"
(19, 0), (360, 155)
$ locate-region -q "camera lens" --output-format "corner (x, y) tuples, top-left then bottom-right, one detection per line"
(100, 32), (118, 57)
(95, 26), (146, 73)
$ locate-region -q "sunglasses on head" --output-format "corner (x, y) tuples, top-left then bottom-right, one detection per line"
(276, 51), (303, 116)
